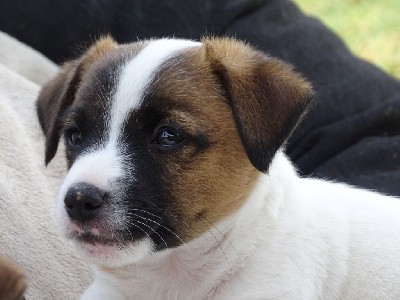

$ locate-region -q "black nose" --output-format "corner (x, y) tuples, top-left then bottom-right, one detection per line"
(64, 183), (106, 223)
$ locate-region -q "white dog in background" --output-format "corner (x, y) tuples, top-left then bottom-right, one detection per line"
(0, 32), (57, 85)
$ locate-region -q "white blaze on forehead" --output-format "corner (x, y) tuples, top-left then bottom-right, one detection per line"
(109, 39), (200, 142)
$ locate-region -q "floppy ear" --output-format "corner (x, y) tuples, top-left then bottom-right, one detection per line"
(36, 36), (117, 165)
(203, 37), (314, 172)
(37, 60), (81, 165)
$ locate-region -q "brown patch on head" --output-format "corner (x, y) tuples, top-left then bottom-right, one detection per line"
(80, 36), (117, 74)
(202, 37), (313, 171)
(145, 37), (313, 242)
(0, 256), (26, 300)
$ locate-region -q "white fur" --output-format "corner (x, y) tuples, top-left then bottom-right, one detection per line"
(57, 39), (200, 267)
(82, 151), (400, 299)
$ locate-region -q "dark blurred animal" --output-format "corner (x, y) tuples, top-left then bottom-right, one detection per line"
(0, 255), (26, 300)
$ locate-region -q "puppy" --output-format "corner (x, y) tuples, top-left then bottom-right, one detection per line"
(37, 37), (400, 299)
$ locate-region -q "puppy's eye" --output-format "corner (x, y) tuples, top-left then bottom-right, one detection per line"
(155, 126), (184, 149)
(65, 128), (83, 147)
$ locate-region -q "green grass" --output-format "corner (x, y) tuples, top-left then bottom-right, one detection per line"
(295, 0), (400, 78)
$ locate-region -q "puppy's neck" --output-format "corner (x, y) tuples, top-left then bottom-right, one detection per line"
(94, 152), (298, 298)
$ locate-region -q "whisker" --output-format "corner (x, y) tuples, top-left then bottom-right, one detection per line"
(128, 212), (190, 252)
(129, 208), (162, 220)
(199, 218), (232, 270)
(125, 227), (135, 241)
(127, 221), (151, 241)
(134, 219), (168, 249)
(201, 216), (240, 260)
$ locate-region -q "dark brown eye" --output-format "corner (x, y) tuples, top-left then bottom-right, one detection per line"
(155, 126), (184, 148)
(65, 128), (83, 147)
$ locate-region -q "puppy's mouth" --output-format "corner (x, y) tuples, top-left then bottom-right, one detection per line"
(75, 232), (123, 246)
(66, 222), (127, 247)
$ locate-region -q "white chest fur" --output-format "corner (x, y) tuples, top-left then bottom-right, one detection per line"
(82, 152), (400, 299)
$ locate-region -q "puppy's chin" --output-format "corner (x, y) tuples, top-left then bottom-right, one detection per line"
(57, 213), (155, 268)
(73, 235), (155, 268)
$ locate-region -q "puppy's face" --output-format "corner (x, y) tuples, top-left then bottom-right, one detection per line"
(37, 37), (312, 267)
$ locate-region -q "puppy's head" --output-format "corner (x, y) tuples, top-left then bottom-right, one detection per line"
(37, 37), (312, 267)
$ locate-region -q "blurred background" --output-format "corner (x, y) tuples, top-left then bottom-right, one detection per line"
(296, 0), (399, 78)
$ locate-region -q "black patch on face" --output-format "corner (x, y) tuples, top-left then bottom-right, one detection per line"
(62, 55), (123, 167)
(115, 91), (213, 251)
(116, 105), (184, 251)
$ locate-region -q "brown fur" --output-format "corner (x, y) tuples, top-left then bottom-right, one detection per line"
(153, 57), (258, 239)
(80, 36), (117, 74)
(148, 39), (312, 240)
(202, 37), (313, 172)
(0, 256), (26, 300)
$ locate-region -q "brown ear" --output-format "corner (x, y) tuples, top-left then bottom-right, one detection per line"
(203, 37), (313, 172)
(36, 36), (117, 165)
